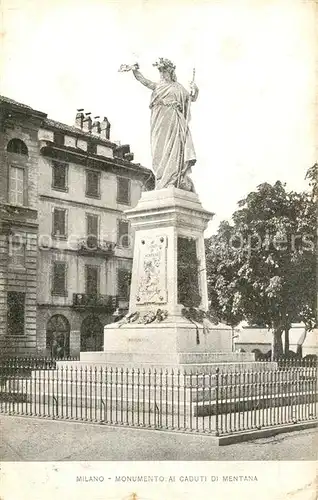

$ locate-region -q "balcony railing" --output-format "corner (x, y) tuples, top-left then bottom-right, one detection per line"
(72, 293), (118, 312)
(77, 237), (116, 257)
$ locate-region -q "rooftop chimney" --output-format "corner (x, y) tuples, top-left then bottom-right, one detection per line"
(114, 144), (131, 159)
(75, 109), (84, 129)
(92, 116), (101, 135)
(82, 112), (92, 132)
(100, 116), (111, 140)
(124, 152), (134, 162)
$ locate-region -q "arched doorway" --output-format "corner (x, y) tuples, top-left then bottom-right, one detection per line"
(80, 315), (103, 352)
(46, 315), (70, 358)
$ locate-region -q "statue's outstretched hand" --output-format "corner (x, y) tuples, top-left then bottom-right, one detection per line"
(118, 63), (140, 72)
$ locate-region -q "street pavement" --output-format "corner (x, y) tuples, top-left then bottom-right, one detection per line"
(0, 415), (317, 461)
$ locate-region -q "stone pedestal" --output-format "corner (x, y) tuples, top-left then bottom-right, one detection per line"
(80, 187), (246, 367)
(127, 187), (212, 317)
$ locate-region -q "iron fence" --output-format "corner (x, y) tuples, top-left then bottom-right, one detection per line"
(0, 359), (317, 436)
(0, 356), (79, 373)
(257, 355), (317, 367)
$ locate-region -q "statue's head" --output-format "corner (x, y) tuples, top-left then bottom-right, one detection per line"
(153, 57), (177, 82)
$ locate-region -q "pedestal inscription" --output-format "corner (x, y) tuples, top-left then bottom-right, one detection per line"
(136, 235), (168, 304)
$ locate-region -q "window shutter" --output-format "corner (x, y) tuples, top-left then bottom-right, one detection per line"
(86, 170), (100, 197)
(86, 265), (99, 295)
(118, 220), (129, 247)
(117, 177), (130, 204)
(52, 262), (67, 295)
(86, 214), (99, 248)
(87, 214), (98, 237)
(53, 209), (66, 236)
(52, 162), (67, 190)
(117, 268), (131, 299)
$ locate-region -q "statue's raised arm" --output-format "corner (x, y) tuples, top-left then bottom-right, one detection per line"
(119, 58), (198, 192)
(118, 63), (156, 90)
(133, 68), (156, 91)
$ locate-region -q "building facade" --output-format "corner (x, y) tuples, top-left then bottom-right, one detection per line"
(234, 324), (318, 358)
(0, 96), (153, 356)
(0, 97), (46, 355)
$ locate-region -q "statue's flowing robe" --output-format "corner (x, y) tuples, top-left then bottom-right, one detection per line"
(150, 81), (196, 190)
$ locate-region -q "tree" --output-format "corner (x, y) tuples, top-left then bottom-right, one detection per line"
(206, 220), (244, 329)
(305, 163), (318, 200)
(299, 164), (318, 332)
(206, 179), (316, 358)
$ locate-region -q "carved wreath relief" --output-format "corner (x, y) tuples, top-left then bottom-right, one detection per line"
(136, 235), (168, 304)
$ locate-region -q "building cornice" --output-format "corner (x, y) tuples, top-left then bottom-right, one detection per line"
(42, 118), (117, 149)
(0, 97), (47, 120)
(40, 142), (154, 187)
(39, 194), (122, 213)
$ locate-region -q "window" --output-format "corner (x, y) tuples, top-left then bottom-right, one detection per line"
(53, 131), (65, 146)
(52, 161), (68, 191)
(52, 261), (67, 295)
(87, 142), (97, 155)
(52, 208), (67, 237)
(9, 166), (24, 206)
(85, 265), (100, 296)
(86, 170), (100, 198)
(7, 139), (28, 155)
(7, 292), (25, 335)
(86, 213), (99, 248)
(117, 268), (132, 300)
(117, 177), (131, 205)
(8, 241), (25, 268)
(117, 220), (129, 248)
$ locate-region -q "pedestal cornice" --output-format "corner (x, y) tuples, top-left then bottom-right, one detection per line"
(126, 187), (214, 231)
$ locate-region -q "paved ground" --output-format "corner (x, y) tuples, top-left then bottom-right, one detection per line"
(0, 415), (317, 461)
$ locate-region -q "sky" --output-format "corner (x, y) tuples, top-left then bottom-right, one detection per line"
(0, 0), (316, 235)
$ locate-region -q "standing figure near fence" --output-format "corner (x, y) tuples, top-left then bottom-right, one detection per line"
(119, 58), (199, 191)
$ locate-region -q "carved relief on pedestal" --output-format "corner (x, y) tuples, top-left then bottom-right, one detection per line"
(136, 235), (168, 304)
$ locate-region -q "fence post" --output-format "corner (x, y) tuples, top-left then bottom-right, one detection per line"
(215, 368), (219, 437)
(314, 363), (318, 419)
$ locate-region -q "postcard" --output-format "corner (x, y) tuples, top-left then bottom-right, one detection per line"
(0, 0), (317, 499)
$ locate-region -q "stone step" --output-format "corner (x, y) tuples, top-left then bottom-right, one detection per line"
(1, 387), (316, 417)
(4, 377), (315, 402)
(27, 366), (307, 388)
(2, 379), (210, 403)
(55, 360), (278, 374)
(79, 351), (257, 364)
(2, 371), (316, 418)
(0, 400), (202, 429)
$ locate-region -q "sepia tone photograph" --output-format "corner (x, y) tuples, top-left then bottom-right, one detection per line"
(0, 0), (317, 498)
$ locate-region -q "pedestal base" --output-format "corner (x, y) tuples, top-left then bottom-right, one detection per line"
(78, 318), (270, 371)
(104, 317), (231, 359)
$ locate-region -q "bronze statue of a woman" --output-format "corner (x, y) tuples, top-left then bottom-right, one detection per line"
(119, 58), (199, 191)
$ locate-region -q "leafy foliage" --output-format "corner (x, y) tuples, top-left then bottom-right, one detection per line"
(206, 177), (317, 357)
(178, 237), (202, 307)
(305, 163), (317, 201)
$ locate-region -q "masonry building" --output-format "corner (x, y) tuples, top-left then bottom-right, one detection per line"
(0, 96), (153, 356)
